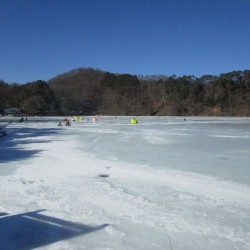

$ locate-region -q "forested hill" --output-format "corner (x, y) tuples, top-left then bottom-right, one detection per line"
(1, 68), (250, 116)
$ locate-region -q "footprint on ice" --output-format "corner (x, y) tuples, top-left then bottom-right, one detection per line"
(220, 157), (228, 160)
(20, 178), (35, 185)
(98, 174), (110, 178)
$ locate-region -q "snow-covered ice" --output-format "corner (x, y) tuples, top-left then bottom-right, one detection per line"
(0, 116), (250, 249)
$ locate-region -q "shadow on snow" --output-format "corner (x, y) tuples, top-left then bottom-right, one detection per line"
(0, 210), (109, 250)
(0, 126), (62, 163)
(0, 126), (64, 174)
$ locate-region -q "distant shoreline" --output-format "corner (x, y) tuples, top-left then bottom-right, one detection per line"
(1, 115), (249, 124)
(0, 116), (64, 123)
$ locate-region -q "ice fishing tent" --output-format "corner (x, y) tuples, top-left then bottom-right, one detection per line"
(130, 118), (138, 124)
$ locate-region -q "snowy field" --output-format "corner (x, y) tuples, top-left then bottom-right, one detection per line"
(0, 116), (250, 250)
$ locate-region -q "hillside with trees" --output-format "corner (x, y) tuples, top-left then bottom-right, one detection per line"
(1, 68), (250, 116)
(0, 80), (59, 115)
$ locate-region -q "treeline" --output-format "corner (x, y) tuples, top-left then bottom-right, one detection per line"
(0, 80), (59, 115)
(1, 68), (250, 116)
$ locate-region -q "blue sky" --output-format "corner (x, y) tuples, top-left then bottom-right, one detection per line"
(1, 0), (250, 83)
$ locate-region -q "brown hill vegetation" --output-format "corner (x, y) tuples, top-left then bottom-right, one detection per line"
(1, 68), (250, 116)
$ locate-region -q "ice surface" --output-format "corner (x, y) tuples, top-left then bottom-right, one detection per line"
(0, 116), (250, 249)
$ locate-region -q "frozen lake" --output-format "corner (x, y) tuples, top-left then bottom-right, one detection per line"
(74, 116), (250, 185)
(0, 116), (250, 249)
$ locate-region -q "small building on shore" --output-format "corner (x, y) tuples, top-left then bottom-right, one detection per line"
(4, 108), (21, 116)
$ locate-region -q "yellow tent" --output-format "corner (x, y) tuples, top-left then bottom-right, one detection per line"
(130, 118), (138, 124)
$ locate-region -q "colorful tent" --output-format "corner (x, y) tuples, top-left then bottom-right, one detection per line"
(130, 118), (138, 124)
